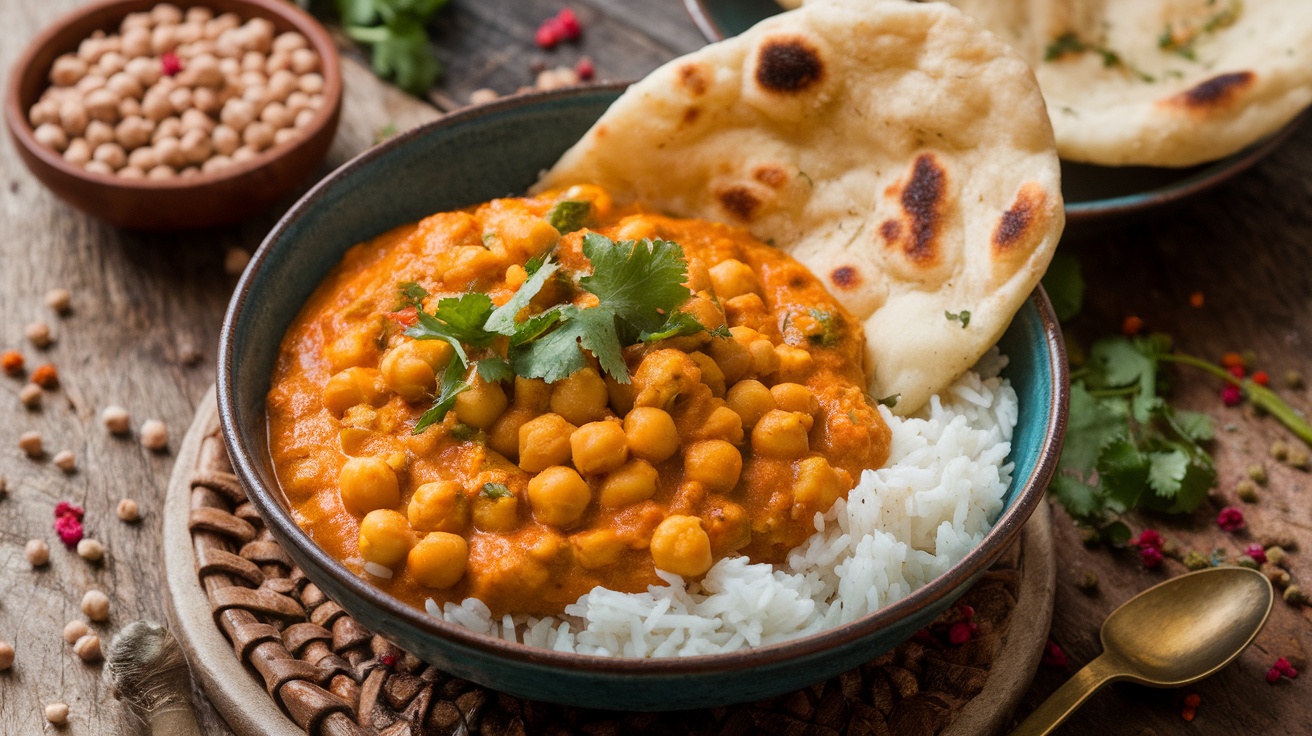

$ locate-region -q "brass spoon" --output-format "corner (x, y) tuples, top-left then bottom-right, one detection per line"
(1012, 566), (1273, 736)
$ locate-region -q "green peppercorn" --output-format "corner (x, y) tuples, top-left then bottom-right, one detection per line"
(1283, 584), (1309, 606)
(1074, 570), (1099, 593)
(1246, 464), (1268, 485)
(1162, 539), (1181, 560)
(1236, 555), (1259, 570)
(1236, 480), (1259, 503)
(1271, 440), (1291, 462)
(1183, 551), (1210, 571)
(1267, 546), (1288, 568)
(1286, 447), (1310, 471)
(1285, 370), (1305, 389)
(1263, 564), (1291, 589)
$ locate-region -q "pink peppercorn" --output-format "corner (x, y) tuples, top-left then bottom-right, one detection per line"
(947, 622), (972, 645)
(1252, 370), (1270, 386)
(1042, 641), (1067, 668)
(380, 654), (396, 667)
(1228, 365), (1246, 379)
(1134, 529), (1164, 549)
(575, 56), (595, 81)
(1267, 667), (1283, 683)
(1140, 546), (1164, 568)
(54, 501), (84, 520)
(55, 515), (83, 547)
(1217, 506), (1246, 532)
(534, 22), (560, 49)
(1221, 384), (1243, 407)
(160, 51), (183, 77)
(1245, 544), (1268, 565)
(555, 8), (582, 41)
(1274, 657), (1298, 678)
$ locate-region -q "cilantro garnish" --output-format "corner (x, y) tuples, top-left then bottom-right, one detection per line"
(876, 394), (900, 408)
(475, 357), (514, 384)
(485, 256), (560, 335)
(1044, 32), (1154, 81)
(639, 312), (725, 343)
(807, 309), (840, 346)
(547, 201), (591, 234)
(396, 281), (428, 310)
(338, 0), (448, 95)
(945, 310), (971, 328)
(404, 293), (497, 365)
(413, 359), (470, 434)
(480, 482), (513, 499)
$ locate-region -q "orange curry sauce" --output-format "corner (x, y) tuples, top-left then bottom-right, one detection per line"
(266, 187), (890, 616)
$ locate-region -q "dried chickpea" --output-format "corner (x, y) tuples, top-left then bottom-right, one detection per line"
(34, 123), (69, 152)
(571, 421), (629, 475)
(26, 539), (50, 567)
(186, 6), (215, 24)
(211, 124), (240, 155)
(117, 498), (140, 522)
(454, 373), (509, 430)
(243, 120), (274, 151)
(85, 120), (115, 148)
(45, 703), (69, 726)
(96, 51), (127, 78)
(62, 138), (92, 166)
(358, 509), (414, 568)
(408, 481), (469, 534)
(290, 48), (319, 75)
(141, 90), (172, 122)
(126, 56), (160, 87)
(598, 458), (659, 508)
(81, 589), (110, 621)
(117, 97), (142, 119)
(60, 100), (89, 136)
(115, 116), (153, 150)
(265, 50), (292, 75)
(231, 145), (258, 163)
(121, 27), (151, 58)
(140, 418), (168, 450)
(179, 128), (212, 164)
(120, 12), (151, 32)
(220, 98), (255, 130)
(127, 145), (158, 170)
(20, 431), (44, 458)
(285, 90), (310, 115)
(201, 155), (231, 174)
(299, 72), (324, 95)
(650, 515), (713, 577)
(150, 24), (176, 55)
(167, 87), (193, 116)
(260, 100), (291, 129)
(63, 620), (89, 645)
(180, 108), (215, 134)
(192, 87), (220, 115)
(77, 37), (105, 64)
(293, 108), (315, 129)
(273, 31), (309, 53)
(106, 71), (142, 100)
(189, 55), (224, 88)
(339, 456), (400, 516)
(20, 383), (43, 408)
(84, 88), (119, 123)
(77, 538), (105, 561)
(93, 142), (127, 170)
(175, 22), (203, 46)
(151, 3), (183, 25)
(50, 54), (88, 87)
(73, 634), (102, 663)
(273, 128), (298, 146)
(117, 166), (144, 179)
(527, 466), (591, 529)
(154, 136), (186, 168)
(54, 450), (76, 473)
(46, 285), (72, 315)
(147, 164), (174, 179)
(28, 99), (60, 127)
(408, 532), (468, 589)
(84, 160), (115, 176)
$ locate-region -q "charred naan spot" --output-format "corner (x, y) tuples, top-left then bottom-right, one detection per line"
(993, 185), (1047, 253)
(879, 219), (902, 243)
(677, 64), (709, 96)
(1173, 71), (1255, 111)
(753, 165), (789, 189)
(682, 107), (701, 126)
(717, 186), (761, 222)
(755, 37), (824, 94)
(830, 266), (859, 290)
(899, 154), (946, 264)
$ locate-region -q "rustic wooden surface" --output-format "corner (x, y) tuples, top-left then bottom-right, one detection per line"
(0, 0), (1307, 734)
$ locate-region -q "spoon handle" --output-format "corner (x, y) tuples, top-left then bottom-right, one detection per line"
(1009, 654), (1120, 736)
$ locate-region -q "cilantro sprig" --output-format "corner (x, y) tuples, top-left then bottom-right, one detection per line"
(413, 358), (470, 434)
(330, 0), (448, 95)
(404, 293), (497, 365)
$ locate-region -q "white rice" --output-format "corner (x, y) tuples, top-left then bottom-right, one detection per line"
(426, 350), (1017, 657)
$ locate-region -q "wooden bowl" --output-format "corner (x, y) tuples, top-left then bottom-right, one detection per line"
(4, 0), (342, 230)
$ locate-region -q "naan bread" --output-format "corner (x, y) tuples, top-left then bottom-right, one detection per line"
(535, 0), (1063, 415)
(783, 0), (1312, 167)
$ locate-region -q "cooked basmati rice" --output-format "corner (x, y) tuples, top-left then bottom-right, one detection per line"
(426, 351), (1018, 657)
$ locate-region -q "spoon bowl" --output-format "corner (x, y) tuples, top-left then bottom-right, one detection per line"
(1013, 566), (1273, 736)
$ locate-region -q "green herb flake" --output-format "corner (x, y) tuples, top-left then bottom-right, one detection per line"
(485, 256), (561, 335)
(396, 281), (429, 310)
(450, 423), (478, 441)
(413, 359), (469, 434)
(480, 482), (513, 499)
(876, 394), (900, 408)
(945, 310), (971, 328)
(547, 200), (591, 235)
(807, 309), (841, 346)
(404, 292), (497, 365)
(475, 357), (514, 384)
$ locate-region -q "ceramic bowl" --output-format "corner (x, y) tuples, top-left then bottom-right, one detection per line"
(4, 0), (341, 230)
(218, 83), (1068, 711)
(683, 0), (1310, 228)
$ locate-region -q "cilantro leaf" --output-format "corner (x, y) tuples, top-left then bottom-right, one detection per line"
(413, 359), (468, 434)
(1146, 448), (1189, 498)
(1060, 383), (1125, 473)
(547, 201), (591, 234)
(1170, 410), (1215, 443)
(480, 482), (513, 499)
(510, 306), (566, 347)
(1096, 437), (1149, 511)
(396, 281), (428, 310)
(1050, 475), (1101, 519)
(639, 311), (713, 343)
(476, 358), (513, 384)
(508, 306), (591, 383)
(876, 394), (900, 409)
(580, 234), (691, 337)
(945, 310), (971, 328)
(485, 257), (560, 335)
(404, 293), (496, 365)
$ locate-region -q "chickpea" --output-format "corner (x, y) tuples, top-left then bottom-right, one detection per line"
(571, 528), (626, 570)
(273, 31), (309, 53)
(770, 383), (819, 417)
(75, 73), (107, 95)
(273, 128), (298, 146)
(285, 91), (310, 116)
(290, 48), (319, 75)
(550, 367), (609, 425)
(150, 26), (176, 56)
(748, 338), (780, 377)
(708, 259), (762, 300)
(180, 108), (214, 134)
(115, 116), (153, 150)
(63, 138), (92, 166)
(141, 90), (173, 122)
(358, 509), (414, 568)
(570, 421), (629, 475)
(517, 413), (576, 472)
(472, 491), (519, 532)
(260, 101), (292, 130)
(793, 456), (848, 513)
(511, 376), (551, 412)
(153, 116), (182, 142)
(688, 352), (726, 396)
(50, 54), (88, 86)
(775, 344), (814, 379)
(127, 145), (158, 170)
(189, 54), (224, 88)
(683, 440), (742, 492)
(153, 136), (187, 168)
(453, 372), (509, 430)
(407, 480), (469, 533)
(121, 27), (151, 58)
(85, 120), (115, 148)
(244, 18), (275, 53)
(632, 350), (701, 409)
(83, 88), (119, 124)
(380, 343), (439, 403)
(34, 123), (68, 152)
(190, 86), (220, 116)
(201, 155), (232, 174)
(208, 13), (242, 39)
(408, 532), (468, 588)
(265, 50), (292, 75)
(527, 466), (591, 529)
(211, 124), (240, 156)
(725, 380), (775, 429)
(186, 6), (214, 24)
(598, 458), (658, 508)
(240, 50), (265, 73)
(60, 100), (89, 136)
(622, 406), (679, 463)
(698, 405), (745, 444)
(85, 161), (115, 176)
(752, 410), (810, 459)
(125, 56), (160, 87)
(299, 72), (324, 95)
(214, 28), (243, 58)
(231, 145), (258, 163)
(179, 128), (212, 164)
(117, 97), (142, 119)
(167, 86), (192, 115)
(650, 515), (713, 577)
(117, 166), (143, 178)
(28, 99), (60, 127)
(119, 12), (151, 33)
(151, 3), (183, 25)
(96, 51), (127, 78)
(175, 22), (203, 46)
(93, 142), (126, 170)
(81, 589), (110, 622)
(147, 164), (174, 179)
(323, 367), (387, 416)
(488, 407), (532, 459)
(77, 37), (105, 64)
(338, 456), (400, 516)
(243, 121), (275, 151)
(294, 109), (316, 129)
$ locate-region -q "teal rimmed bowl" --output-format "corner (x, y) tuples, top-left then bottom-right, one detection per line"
(218, 83), (1068, 711)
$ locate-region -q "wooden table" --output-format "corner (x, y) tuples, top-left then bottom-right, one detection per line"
(0, 1), (1307, 734)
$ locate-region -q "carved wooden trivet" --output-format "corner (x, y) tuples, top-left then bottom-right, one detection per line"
(164, 389), (1054, 736)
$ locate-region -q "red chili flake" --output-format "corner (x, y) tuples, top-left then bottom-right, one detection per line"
(1184, 693), (1201, 708)
(1121, 315), (1144, 337)
(54, 514), (83, 547)
(1221, 352), (1245, 368)
(390, 306), (419, 327)
(575, 56), (595, 81)
(160, 51), (183, 77)
(1133, 528), (1164, 549)
(556, 8), (582, 41)
(1140, 546), (1164, 569)
(1227, 365), (1246, 379)
(1041, 640), (1067, 668)
(947, 622), (972, 645)
(1252, 370), (1270, 386)
(1189, 292), (1204, 308)
(1217, 506), (1245, 532)
(30, 363), (59, 389)
(380, 654), (397, 667)
(1267, 667), (1283, 683)
(54, 501), (84, 520)
(1221, 384), (1242, 407)
(1, 350), (23, 376)
(1245, 544), (1268, 565)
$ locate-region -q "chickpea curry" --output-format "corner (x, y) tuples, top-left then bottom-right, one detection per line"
(267, 186), (891, 617)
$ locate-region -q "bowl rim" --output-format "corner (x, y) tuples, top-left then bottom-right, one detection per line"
(3, 0), (342, 190)
(219, 82), (1069, 676)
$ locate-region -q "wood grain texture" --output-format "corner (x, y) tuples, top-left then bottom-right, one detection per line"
(1, 0), (1310, 733)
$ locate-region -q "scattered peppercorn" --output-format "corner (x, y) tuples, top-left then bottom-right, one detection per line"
(73, 634), (102, 663)
(1270, 440), (1291, 462)
(1042, 640), (1068, 668)
(1140, 546), (1164, 568)
(53, 450), (76, 473)
(1236, 480), (1259, 503)
(1244, 544), (1268, 565)
(0, 640), (13, 671)
(1227, 364), (1246, 379)
(1284, 585), (1309, 606)
(45, 288), (72, 314)
(54, 501), (85, 547)
(30, 363), (59, 389)
(1252, 370), (1270, 386)
(575, 56), (595, 81)
(101, 404), (131, 434)
(1221, 384), (1242, 407)
(141, 418), (168, 450)
(63, 620), (89, 645)
(1236, 554), (1259, 569)
(1262, 564), (1291, 589)
(81, 589), (110, 622)
(1, 350), (24, 376)
(1074, 570), (1099, 593)
(1285, 447), (1310, 471)
(947, 621), (972, 645)
(117, 498), (141, 522)
(45, 702), (69, 725)
(25, 321), (53, 348)
(19, 383), (43, 408)
(1134, 529), (1164, 549)
(1247, 464), (1268, 485)
(77, 538), (106, 562)
(25, 539), (50, 567)
(1284, 370), (1304, 389)
(1266, 546), (1288, 567)
(1121, 315), (1144, 336)
(1183, 550), (1210, 570)
(19, 431), (44, 458)
(1217, 506), (1245, 532)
